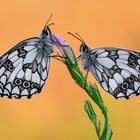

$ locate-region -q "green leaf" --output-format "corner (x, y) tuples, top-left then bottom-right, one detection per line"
(84, 100), (97, 124)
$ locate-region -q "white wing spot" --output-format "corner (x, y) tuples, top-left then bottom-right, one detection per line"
(96, 58), (115, 69)
(24, 49), (37, 64)
(12, 87), (20, 95)
(17, 70), (25, 79)
(114, 73), (124, 84)
(117, 92), (125, 97)
(134, 81), (140, 91)
(102, 81), (108, 91)
(127, 89), (134, 96)
(121, 70), (131, 79)
(116, 59), (128, 64)
(25, 69), (32, 81)
(0, 75), (7, 85)
(5, 83), (12, 92)
(8, 51), (18, 59)
(24, 46), (36, 51)
(117, 62), (139, 78)
(118, 51), (129, 55)
(118, 55), (129, 59)
(42, 69), (47, 80)
(129, 94), (136, 99)
(32, 71), (40, 84)
(98, 51), (109, 57)
(0, 67), (5, 77)
(10, 55), (19, 62)
(96, 69), (102, 81)
(109, 79), (118, 91)
(42, 58), (46, 69)
(13, 58), (23, 67)
(21, 89), (29, 96)
(30, 88), (37, 95)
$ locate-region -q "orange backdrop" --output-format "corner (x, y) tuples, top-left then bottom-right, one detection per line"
(0, 0), (140, 140)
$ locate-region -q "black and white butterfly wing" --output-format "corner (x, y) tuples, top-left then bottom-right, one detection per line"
(0, 37), (52, 99)
(89, 48), (140, 99)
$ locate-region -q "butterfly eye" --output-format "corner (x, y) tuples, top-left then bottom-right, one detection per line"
(43, 27), (51, 37)
(44, 30), (49, 36)
(82, 46), (86, 52)
(80, 44), (88, 52)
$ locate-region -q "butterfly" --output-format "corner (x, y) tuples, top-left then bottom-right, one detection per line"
(0, 15), (57, 99)
(68, 32), (140, 100)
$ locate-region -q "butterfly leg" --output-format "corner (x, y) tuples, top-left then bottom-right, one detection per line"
(50, 53), (66, 64)
(83, 69), (89, 88)
(51, 57), (65, 64)
(76, 55), (81, 62)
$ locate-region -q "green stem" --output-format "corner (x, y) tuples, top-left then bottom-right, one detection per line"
(101, 110), (108, 140)
(84, 100), (101, 139)
(58, 46), (113, 140)
(84, 85), (108, 139)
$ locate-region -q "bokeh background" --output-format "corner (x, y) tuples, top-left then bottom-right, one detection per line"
(0, 0), (140, 140)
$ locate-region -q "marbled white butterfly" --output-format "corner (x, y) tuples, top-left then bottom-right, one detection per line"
(68, 32), (140, 99)
(0, 15), (56, 99)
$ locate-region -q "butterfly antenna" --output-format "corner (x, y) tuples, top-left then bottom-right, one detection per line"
(44, 13), (53, 28)
(47, 22), (54, 27)
(75, 33), (85, 44)
(67, 32), (84, 44)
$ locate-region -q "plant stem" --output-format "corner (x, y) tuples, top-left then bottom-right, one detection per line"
(52, 35), (113, 140)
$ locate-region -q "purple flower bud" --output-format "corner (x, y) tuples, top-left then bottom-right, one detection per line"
(52, 34), (76, 64)
(52, 34), (68, 46)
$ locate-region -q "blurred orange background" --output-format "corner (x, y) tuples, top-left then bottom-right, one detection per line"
(0, 0), (140, 140)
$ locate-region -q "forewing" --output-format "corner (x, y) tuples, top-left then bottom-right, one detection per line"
(89, 48), (140, 99)
(0, 37), (50, 99)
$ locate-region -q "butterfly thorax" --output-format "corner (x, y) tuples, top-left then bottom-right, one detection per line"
(40, 40), (54, 56)
(81, 50), (96, 70)
(81, 50), (97, 70)
(80, 44), (96, 70)
(38, 27), (55, 55)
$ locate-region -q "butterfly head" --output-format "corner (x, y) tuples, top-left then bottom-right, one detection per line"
(80, 43), (90, 54)
(40, 14), (55, 46)
(67, 32), (90, 55)
(41, 25), (52, 39)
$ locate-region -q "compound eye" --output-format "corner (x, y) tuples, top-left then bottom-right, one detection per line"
(23, 81), (31, 88)
(83, 46), (86, 52)
(43, 27), (51, 37)
(44, 30), (48, 36)
(80, 44), (87, 52)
